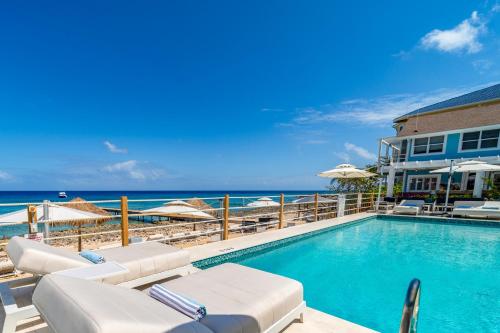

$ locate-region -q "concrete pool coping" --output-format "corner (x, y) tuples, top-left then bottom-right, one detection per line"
(188, 212), (376, 262)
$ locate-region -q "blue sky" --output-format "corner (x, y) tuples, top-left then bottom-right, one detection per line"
(0, 0), (499, 190)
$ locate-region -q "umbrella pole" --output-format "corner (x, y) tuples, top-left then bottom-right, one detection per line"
(444, 160), (454, 211)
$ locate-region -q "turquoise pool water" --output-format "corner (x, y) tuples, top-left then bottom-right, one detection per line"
(211, 217), (500, 332)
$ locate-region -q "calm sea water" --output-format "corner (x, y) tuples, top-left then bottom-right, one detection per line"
(0, 190), (323, 238)
(227, 217), (500, 333)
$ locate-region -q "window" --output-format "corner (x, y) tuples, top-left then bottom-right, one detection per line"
(412, 135), (445, 155)
(461, 129), (500, 150)
(408, 175), (439, 192)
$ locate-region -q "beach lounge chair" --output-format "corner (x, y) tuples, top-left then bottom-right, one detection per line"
(452, 201), (500, 218)
(1, 237), (195, 333)
(6, 236), (194, 286)
(393, 200), (425, 215)
(33, 263), (306, 333)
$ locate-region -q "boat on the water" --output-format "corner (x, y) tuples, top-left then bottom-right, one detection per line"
(58, 192), (67, 198)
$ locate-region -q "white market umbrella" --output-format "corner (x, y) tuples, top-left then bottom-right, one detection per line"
(0, 203), (106, 225)
(318, 164), (377, 179)
(142, 200), (213, 219)
(430, 160), (500, 174)
(431, 160), (500, 207)
(247, 197), (280, 207)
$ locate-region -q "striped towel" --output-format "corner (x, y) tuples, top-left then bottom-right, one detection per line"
(79, 251), (105, 264)
(149, 284), (207, 321)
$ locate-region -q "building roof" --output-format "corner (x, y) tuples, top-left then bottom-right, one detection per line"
(394, 83), (500, 122)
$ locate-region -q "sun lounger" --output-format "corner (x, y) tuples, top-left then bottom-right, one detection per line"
(33, 263), (306, 333)
(1, 237), (195, 333)
(393, 200), (425, 215)
(452, 201), (500, 218)
(6, 236), (194, 286)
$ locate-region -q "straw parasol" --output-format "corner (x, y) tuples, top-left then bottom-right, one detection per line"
(247, 197), (280, 207)
(63, 197), (111, 216)
(0, 204), (109, 226)
(142, 200), (214, 220)
(187, 198), (215, 216)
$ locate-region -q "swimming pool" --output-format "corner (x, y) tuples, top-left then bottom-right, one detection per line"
(196, 216), (500, 332)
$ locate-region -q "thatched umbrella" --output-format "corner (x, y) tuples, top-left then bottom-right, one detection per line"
(187, 198), (215, 216)
(63, 197), (111, 216)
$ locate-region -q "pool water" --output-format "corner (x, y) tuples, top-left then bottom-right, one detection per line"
(229, 217), (500, 332)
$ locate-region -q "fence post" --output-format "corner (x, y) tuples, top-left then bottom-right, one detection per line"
(121, 196), (129, 246)
(337, 194), (346, 217)
(223, 194), (229, 240)
(279, 193), (285, 229)
(78, 222), (82, 252)
(314, 193), (319, 222)
(357, 193), (362, 213)
(27, 205), (37, 234)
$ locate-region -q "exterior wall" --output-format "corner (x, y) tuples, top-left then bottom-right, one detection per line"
(396, 102), (500, 137)
(403, 170), (462, 192)
(406, 132), (500, 162)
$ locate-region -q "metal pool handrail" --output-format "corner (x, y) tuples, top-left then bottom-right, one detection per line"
(399, 278), (421, 333)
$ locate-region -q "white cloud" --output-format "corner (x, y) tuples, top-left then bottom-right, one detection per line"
(420, 11), (486, 54)
(284, 83), (494, 127)
(0, 170), (13, 181)
(104, 141), (128, 154)
(344, 143), (376, 160)
(103, 160), (164, 181)
(334, 152), (350, 163)
(472, 59), (493, 73)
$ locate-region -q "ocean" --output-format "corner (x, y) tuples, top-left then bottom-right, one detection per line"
(0, 191), (325, 238)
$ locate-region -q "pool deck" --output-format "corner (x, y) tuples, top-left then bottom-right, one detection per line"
(188, 212), (376, 261)
(2, 212), (380, 333)
(187, 212), (379, 333)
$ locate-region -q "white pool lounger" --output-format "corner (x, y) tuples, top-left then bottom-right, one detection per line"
(393, 200), (425, 215)
(452, 201), (500, 218)
(1, 236), (195, 333)
(33, 263), (306, 333)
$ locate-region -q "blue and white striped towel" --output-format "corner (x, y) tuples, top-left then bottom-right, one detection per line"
(79, 250), (105, 264)
(149, 284), (207, 321)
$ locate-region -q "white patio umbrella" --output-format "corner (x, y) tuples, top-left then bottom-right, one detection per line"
(0, 204), (106, 225)
(142, 200), (213, 219)
(318, 164), (377, 179)
(246, 197), (280, 207)
(431, 160), (500, 207)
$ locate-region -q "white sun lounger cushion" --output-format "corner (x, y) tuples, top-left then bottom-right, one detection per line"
(7, 236), (191, 284)
(157, 263), (304, 333)
(33, 274), (213, 333)
(7, 236), (90, 275)
(33, 263), (304, 333)
(94, 241), (191, 284)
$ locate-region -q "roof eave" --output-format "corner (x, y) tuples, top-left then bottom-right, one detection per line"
(393, 97), (500, 123)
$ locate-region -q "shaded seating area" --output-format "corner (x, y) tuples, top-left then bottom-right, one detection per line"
(33, 263), (305, 333)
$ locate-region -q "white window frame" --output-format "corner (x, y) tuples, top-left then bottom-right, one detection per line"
(407, 175), (441, 192)
(410, 135), (447, 157)
(458, 128), (500, 152)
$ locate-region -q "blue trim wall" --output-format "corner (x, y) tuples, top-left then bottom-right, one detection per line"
(407, 133), (500, 162)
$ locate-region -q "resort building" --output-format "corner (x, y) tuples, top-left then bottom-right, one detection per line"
(378, 83), (500, 198)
